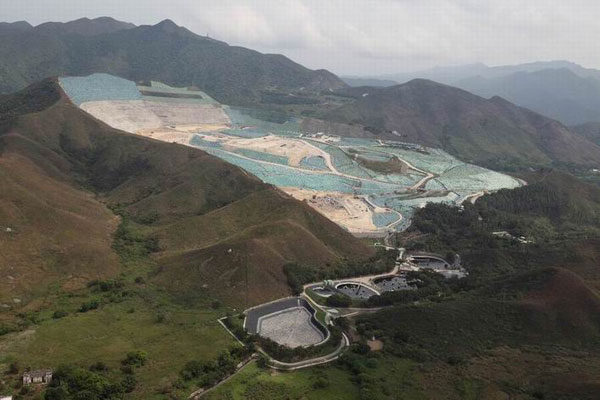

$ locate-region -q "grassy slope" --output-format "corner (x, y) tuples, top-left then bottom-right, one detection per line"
(204, 357), (426, 400)
(357, 268), (600, 399)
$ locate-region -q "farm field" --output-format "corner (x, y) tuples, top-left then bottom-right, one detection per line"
(59, 74), (522, 236)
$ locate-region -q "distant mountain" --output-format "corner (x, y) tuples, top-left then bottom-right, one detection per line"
(0, 21), (33, 33)
(0, 18), (346, 104)
(0, 78), (369, 307)
(341, 77), (398, 87)
(457, 69), (600, 125)
(385, 60), (600, 85)
(373, 61), (600, 125)
(319, 80), (600, 168)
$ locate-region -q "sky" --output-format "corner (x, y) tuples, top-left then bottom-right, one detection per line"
(2, 0), (600, 76)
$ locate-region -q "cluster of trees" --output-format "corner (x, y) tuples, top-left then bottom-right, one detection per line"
(111, 212), (160, 263)
(337, 344), (383, 400)
(44, 351), (145, 400)
(179, 346), (252, 388)
(325, 293), (352, 307)
(364, 270), (467, 307)
(283, 249), (397, 294)
(260, 91), (320, 105)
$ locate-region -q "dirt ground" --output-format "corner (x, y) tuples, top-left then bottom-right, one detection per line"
(281, 187), (382, 233)
(81, 100), (230, 134)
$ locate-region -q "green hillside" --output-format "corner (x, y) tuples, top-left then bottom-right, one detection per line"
(316, 80), (600, 169)
(0, 19), (345, 105)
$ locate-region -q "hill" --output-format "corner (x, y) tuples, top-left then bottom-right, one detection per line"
(318, 80), (600, 168)
(0, 18), (346, 104)
(0, 78), (371, 309)
(457, 68), (600, 125)
(572, 121), (600, 146)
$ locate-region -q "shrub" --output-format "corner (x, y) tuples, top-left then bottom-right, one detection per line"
(79, 300), (99, 312)
(52, 310), (68, 319)
(326, 293), (352, 308)
(8, 361), (20, 374)
(89, 361), (109, 372)
(122, 350), (147, 367)
(256, 354), (269, 369)
(313, 376), (330, 389)
(121, 374), (137, 393)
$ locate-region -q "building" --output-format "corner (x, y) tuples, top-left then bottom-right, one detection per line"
(22, 369), (52, 385)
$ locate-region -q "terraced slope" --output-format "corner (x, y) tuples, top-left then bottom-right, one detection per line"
(0, 79), (371, 308)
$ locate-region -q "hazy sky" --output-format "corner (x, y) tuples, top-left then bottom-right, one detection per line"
(2, 0), (600, 76)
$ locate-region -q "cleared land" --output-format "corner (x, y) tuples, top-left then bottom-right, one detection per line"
(62, 74), (523, 236)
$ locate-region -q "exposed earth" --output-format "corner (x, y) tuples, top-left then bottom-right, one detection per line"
(60, 73), (522, 236)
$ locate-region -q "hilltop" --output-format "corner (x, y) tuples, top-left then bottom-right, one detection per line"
(317, 80), (600, 169)
(0, 18), (345, 104)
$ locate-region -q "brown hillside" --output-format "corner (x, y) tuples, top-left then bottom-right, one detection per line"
(0, 79), (371, 308)
(521, 268), (600, 338)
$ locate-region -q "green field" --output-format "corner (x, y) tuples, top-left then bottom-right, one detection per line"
(0, 260), (237, 399)
(204, 356), (426, 400)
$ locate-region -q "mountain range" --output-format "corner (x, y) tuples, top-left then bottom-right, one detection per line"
(2, 17), (600, 171)
(353, 61), (600, 125)
(0, 17), (345, 105)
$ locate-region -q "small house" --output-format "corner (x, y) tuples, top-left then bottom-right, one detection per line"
(22, 369), (52, 385)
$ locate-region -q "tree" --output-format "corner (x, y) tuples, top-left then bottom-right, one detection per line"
(326, 293), (352, 308)
(122, 350), (147, 367)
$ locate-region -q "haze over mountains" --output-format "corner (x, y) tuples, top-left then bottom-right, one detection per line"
(347, 61), (600, 126)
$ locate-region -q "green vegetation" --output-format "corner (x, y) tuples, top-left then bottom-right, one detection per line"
(283, 249), (396, 294)
(45, 355), (142, 400)
(179, 346), (251, 390)
(0, 20), (345, 105)
(204, 354), (427, 400)
(325, 293), (352, 308)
